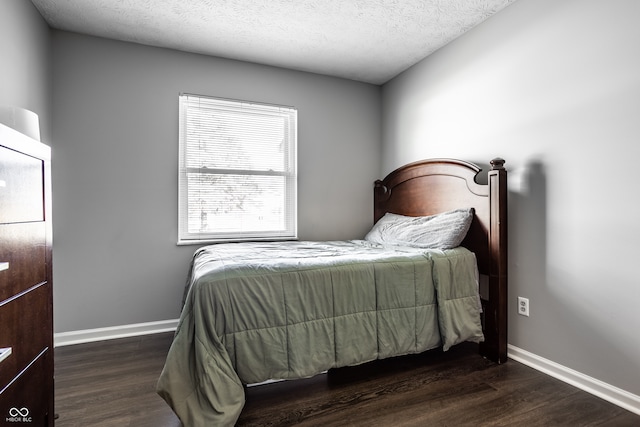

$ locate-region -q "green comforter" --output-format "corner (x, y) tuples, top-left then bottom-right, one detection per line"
(157, 240), (483, 426)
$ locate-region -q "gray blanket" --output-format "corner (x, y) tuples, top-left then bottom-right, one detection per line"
(157, 240), (483, 426)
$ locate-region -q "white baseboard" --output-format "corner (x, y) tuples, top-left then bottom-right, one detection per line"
(508, 344), (640, 416)
(54, 319), (179, 347)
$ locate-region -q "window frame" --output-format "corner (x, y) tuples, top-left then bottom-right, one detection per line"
(177, 94), (297, 245)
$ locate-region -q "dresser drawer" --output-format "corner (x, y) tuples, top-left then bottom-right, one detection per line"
(0, 146), (45, 224)
(0, 347), (50, 425)
(0, 223), (46, 303)
(0, 282), (51, 393)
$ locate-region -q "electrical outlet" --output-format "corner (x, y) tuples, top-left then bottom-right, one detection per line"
(518, 297), (530, 316)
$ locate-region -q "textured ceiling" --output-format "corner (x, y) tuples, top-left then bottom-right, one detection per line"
(31, 0), (517, 85)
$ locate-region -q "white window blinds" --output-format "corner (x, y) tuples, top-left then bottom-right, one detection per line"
(178, 94), (297, 243)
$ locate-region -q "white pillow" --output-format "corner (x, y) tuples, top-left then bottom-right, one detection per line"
(365, 208), (474, 249)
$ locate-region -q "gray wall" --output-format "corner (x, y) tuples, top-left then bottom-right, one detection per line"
(382, 0), (640, 396)
(0, 0), (51, 142)
(51, 31), (381, 333)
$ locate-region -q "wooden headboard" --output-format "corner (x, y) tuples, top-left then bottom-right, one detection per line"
(374, 158), (507, 363)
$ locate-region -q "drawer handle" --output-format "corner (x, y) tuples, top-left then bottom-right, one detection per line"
(0, 347), (11, 364)
(0, 262), (8, 272)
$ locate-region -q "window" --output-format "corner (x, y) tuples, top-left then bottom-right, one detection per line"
(178, 94), (297, 244)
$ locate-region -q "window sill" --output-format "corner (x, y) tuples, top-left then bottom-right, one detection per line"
(177, 237), (298, 246)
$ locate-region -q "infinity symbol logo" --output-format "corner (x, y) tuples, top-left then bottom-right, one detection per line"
(9, 407), (29, 417)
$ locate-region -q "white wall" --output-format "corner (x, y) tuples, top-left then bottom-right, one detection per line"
(51, 31), (381, 333)
(382, 0), (640, 397)
(0, 0), (51, 142)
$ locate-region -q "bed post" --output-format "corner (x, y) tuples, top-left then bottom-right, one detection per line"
(480, 158), (508, 363)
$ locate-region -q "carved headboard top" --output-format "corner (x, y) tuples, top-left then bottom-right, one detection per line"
(373, 158), (505, 274)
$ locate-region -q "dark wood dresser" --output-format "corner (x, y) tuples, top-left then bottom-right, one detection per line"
(0, 123), (53, 426)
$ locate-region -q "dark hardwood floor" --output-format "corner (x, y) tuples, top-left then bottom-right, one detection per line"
(54, 333), (640, 426)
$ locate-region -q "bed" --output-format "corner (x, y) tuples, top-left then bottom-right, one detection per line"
(157, 158), (508, 426)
